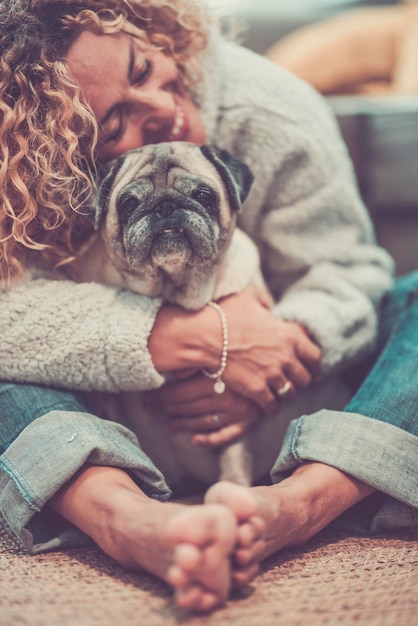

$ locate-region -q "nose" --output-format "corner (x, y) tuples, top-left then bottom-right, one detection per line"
(155, 200), (181, 219)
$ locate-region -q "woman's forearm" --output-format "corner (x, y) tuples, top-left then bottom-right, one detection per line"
(0, 274), (164, 392)
(150, 288), (322, 415)
(148, 301), (224, 373)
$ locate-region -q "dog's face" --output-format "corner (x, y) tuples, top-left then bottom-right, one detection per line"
(93, 142), (253, 308)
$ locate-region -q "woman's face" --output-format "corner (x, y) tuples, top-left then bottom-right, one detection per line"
(66, 30), (206, 162)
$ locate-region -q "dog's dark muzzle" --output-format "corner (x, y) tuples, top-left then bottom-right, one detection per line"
(154, 200), (184, 219)
(149, 202), (199, 235)
(121, 193), (219, 265)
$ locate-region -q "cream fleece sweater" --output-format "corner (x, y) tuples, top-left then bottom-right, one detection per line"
(0, 40), (394, 391)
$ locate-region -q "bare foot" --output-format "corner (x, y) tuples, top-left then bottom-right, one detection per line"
(205, 480), (302, 567)
(205, 463), (375, 568)
(97, 492), (238, 612)
(49, 467), (238, 613)
(205, 481), (266, 588)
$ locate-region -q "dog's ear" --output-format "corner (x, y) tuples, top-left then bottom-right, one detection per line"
(200, 145), (254, 212)
(88, 158), (124, 230)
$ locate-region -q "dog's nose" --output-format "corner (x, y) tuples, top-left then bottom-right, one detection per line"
(155, 200), (180, 219)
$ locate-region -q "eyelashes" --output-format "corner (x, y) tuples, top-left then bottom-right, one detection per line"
(101, 59), (153, 145)
(133, 59), (153, 86)
(102, 113), (125, 145)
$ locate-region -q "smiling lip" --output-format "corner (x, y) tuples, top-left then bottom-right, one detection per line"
(168, 104), (188, 141)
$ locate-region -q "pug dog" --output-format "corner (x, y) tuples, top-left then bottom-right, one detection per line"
(78, 142), (271, 487)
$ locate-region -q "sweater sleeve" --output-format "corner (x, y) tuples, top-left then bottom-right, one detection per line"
(210, 43), (395, 371)
(0, 273), (165, 391)
(248, 111), (395, 371)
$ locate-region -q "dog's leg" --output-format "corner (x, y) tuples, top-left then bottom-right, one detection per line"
(218, 441), (253, 486)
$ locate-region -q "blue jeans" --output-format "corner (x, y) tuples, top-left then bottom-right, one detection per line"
(272, 270), (418, 532)
(2, 272), (418, 551)
(0, 384), (88, 454)
(0, 386), (171, 553)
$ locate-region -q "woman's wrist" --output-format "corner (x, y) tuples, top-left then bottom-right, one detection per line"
(147, 302), (223, 374)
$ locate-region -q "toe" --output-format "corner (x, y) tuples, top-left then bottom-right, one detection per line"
(174, 543), (202, 573)
(166, 563), (191, 588)
(197, 590), (222, 612)
(237, 516), (265, 547)
(175, 584), (203, 611)
(232, 562), (260, 588)
(235, 537), (266, 566)
(206, 482), (258, 516)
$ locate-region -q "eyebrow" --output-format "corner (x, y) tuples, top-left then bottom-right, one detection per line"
(99, 38), (135, 126)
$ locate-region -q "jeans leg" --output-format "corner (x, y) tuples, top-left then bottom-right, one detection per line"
(0, 384), (172, 553)
(345, 274), (418, 435)
(0, 382), (87, 453)
(270, 272), (418, 532)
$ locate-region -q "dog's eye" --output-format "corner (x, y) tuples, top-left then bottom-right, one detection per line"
(118, 194), (138, 219)
(192, 187), (217, 209)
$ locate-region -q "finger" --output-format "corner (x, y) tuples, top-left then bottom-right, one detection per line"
(164, 387), (244, 418)
(165, 398), (221, 418)
(169, 413), (225, 433)
(162, 383), (260, 419)
(253, 284), (274, 309)
(271, 360), (312, 397)
(295, 336), (322, 376)
(192, 422), (248, 447)
(165, 392), (238, 418)
(144, 375), (214, 412)
(270, 378), (295, 402)
(172, 367), (200, 380)
(284, 359), (314, 389)
(242, 384), (278, 416)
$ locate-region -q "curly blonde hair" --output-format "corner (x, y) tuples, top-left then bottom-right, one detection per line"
(0, 0), (210, 285)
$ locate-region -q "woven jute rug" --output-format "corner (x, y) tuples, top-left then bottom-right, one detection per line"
(1, 515), (417, 626)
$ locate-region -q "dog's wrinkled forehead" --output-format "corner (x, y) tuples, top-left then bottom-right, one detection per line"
(94, 142), (254, 228)
(109, 142), (225, 194)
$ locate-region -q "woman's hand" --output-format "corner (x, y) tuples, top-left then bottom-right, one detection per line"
(148, 286), (321, 415)
(143, 374), (262, 448)
(218, 288), (322, 414)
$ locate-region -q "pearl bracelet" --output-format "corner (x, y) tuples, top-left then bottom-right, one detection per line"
(201, 301), (228, 394)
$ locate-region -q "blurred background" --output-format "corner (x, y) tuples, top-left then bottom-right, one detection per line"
(207, 1), (396, 53)
(207, 0), (418, 276)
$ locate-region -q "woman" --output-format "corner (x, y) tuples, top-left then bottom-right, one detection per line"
(0, 0), (396, 613)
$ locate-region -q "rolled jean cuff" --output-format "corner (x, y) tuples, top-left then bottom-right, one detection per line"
(271, 409), (418, 509)
(0, 410), (171, 554)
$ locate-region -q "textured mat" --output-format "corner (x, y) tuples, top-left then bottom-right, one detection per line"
(1, 516), (417, 626)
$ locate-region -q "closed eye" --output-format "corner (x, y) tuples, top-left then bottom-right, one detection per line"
(133, 59), (153, 86)
(101, 108), (125, 144)
(99, 40), (152, 145)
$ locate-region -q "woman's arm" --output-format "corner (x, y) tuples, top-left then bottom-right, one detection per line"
(152, 42), (396, 442)
(0, 273), (167, 392)
(210, 42), (395, 371)
(150, 286), (321, 414)
(1, 272), (318, 411)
